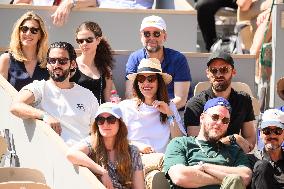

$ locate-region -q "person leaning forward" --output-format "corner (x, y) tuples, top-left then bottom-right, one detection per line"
(164, 97), (252, 189)
(184, 50), (256, 153)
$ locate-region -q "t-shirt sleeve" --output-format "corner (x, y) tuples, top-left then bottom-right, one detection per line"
(125, 53), (139, 79)
(244, 95), (255, 122)
(173, 54), (192, 82)
(21, 80), (44, 107)
(184, 96), (204, 129)
(163, 137), (188, 174)
(130, 145), (143, 171)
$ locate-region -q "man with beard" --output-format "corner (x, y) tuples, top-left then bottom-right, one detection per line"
(10, 41), (99, 146)
(163, 97), (252, 189)
(249, 109), (284, 189)
(125, 15), (192, 112)
(184, 50), (256, 153)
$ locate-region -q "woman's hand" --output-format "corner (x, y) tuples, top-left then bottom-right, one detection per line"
(152, 100), (173, 116)
(101, 171), (114, 189)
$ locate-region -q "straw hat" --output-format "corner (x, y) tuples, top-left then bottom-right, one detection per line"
(127, 58), (172, 84)
(277, 77), (284, 101)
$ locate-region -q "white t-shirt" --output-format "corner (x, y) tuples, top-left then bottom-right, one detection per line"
(119, 99), (186, 153)
(97, 0), (153, 9)
(22, 80), (99, 146)
(32, 0), (54, 6)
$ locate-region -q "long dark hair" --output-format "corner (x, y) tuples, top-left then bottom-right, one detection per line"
(76, 21), (114, 78)
(133, 73), (170, 123)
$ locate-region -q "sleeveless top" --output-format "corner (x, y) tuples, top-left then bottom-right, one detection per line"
(8, 53), (49, 91)
(70, 69), (106, 104)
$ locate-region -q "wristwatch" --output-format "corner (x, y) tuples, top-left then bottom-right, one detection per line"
(229, 135), (236, 145)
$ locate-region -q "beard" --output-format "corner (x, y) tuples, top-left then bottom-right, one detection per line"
(49, 68), (70, 82)
(203, 126), (226, 143)
(146, 45), (161, 53)
(212, 75), (232, 92)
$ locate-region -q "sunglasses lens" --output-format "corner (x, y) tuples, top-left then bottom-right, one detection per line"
(20, 26), (29, 33)
(96, 117), (106, 125)
(210, 114), (230, 124)
(30, 27), (39, 34)
(137, 75), (146, 83)
(147, 75), (157, 82)
(211, 114), (219, 121)
(143, 31), (151, 38)
(221, 117), (230, 124)
(107, 116), (117, 124)
(219, 67), (229, 74)
(47, 58), (69, 65)
(210, 68), (218, 75)
(153, 31), (161, 37)
(76, 37), (94, 44)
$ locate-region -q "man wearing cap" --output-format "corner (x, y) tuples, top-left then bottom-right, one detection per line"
(249, 109), (284, 189)
(10, 42), (99, 146)
(184, 50), (256, 153)
(125, 15), (192, 112)
(163, 97), (252, 189)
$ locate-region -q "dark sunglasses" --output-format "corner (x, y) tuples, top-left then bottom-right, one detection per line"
(143, 31), (162, 38)
(47, 58), (69, 65)
(262, 127), (283, 135)
(96, 115), (117, 125)
(209, 114), (230, 124)
(136, 74), (158, 83)
(20, 26), (40, 34)
(209, 66), (232, 75)
(76, 37), (94, 44)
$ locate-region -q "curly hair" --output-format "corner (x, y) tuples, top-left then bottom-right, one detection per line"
(76, 21), (114, 78)
(47, 41), (77, 61)
(133, 73), (170, 123)
(90, 119), (132, 188)
(9, 11), (48, 68)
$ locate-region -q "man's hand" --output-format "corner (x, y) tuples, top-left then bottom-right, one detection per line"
(234, 134), (253, 153)
(51, 0), (73, 26)
(43, 114), (62, 135)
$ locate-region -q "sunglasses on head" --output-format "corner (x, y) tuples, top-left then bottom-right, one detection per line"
(143, 31), (162, 38)
(20, 26), (40, 35)
(136, 74), (158, 83)
(262, 127), (283, 135)
(47, 57), (69, 65)
(76, 37), (94, 44)
(209, 66), (232, 75)
(96, 115), (117, 125)
(208, 114), (230, 124)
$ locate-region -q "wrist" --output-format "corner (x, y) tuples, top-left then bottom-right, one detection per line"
(39, 112), (49, 123)
(167, 114), (175, 124)
(229, 134), (237, 145)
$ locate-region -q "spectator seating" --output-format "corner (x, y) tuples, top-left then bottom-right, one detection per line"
(0, 136), (7, 161)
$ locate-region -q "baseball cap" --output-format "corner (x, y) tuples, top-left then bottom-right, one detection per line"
(140, 15), (166, 31)
(203, 97), (231, 113)
(207, 51), (234, 67)
(95, 102), (122, 119)
(260, 109), (284, 129)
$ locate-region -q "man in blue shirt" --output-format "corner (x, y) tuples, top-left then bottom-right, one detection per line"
(125, 15), (192, 111)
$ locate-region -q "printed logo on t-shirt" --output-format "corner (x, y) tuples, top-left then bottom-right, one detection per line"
(76, 104), (85, 112)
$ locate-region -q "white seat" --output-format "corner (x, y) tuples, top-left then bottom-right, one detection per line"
(0, 182), (51, 189)
(0, 167), (46, 184)
(194, 81), (260, 116)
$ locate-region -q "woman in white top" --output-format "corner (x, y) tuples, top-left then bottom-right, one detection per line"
(119, 58), (186, 154)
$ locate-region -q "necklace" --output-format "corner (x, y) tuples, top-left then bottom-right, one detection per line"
(195, 139), (219, 158)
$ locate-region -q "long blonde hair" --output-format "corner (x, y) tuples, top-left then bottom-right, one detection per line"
(90, 119), (132, 188)
(9, 11), (48, 68)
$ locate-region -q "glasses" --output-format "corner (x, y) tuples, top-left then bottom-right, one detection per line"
(96, 115), (117, 125)
(47, 58), (69, 65)
(20, 26), (40, 34)
(209, 66), (232, 75)
(136, 74), (158, 83)
(262, 127), (283, 135)
(143, 31), (162, 38)
(76, 37), (94, 44)
(208, 114), (230, 124)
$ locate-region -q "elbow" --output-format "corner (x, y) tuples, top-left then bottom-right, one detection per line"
(241, 169), (252, 186)
(168, 168), (188, 187)
(10, 103), (20, 117)
(66, 150), (78, 165)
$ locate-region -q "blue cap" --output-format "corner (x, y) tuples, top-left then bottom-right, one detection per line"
(203, 97), (231, 113)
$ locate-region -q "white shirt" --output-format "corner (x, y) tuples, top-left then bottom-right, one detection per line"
(97, 0), (153, 9)
(119, 99), (186, 153)
(22, 80), (99, 146)
(32, 0), (54, 6)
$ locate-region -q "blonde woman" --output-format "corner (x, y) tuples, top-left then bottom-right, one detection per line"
(71, 21), (114, 104)
(0, 11), (49, 91)
(67, 102), (144, 189)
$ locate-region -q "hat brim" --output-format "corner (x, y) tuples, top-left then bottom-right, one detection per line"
(260, 121), (284, 129)
(140, 25), (165, 32)
(277, 77), (284, 101)
(127, 71), (172, 84)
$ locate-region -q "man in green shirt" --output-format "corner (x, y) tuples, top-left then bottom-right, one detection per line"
(163, 97), (252, 189)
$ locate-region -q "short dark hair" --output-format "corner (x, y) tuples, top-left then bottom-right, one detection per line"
(47, 41), (77, 61)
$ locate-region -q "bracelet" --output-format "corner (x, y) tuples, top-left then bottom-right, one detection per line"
(167, 115), (175, 124)
(40, 112), (49, 123)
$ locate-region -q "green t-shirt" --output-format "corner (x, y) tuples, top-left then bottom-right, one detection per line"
(163, 136), (251, 189)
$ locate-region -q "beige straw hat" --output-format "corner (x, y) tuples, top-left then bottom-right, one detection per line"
(127, 58), (172, 84)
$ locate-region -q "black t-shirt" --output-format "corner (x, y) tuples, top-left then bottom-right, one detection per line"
(184, 87), (255, 135)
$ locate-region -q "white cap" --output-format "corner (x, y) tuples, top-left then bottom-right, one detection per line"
(95, 102), (122, 119)
(140, 15), (166, 31)
(260, 109), (284, 129)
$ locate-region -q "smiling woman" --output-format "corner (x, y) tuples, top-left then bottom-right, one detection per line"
(0, 11), (49, 91)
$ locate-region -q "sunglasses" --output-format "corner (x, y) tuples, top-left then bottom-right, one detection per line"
(208, 114), (230, 124)
(76, 37), (94, 44)
(96, 115), (117, 125)
(20, 26), (40, 34)
(47, 58), (69, 65)
(209, 66), (232, 75)
(143, 31), (162, 38)
(262, 127), (283, 135)
(136, 74), (158, 83)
